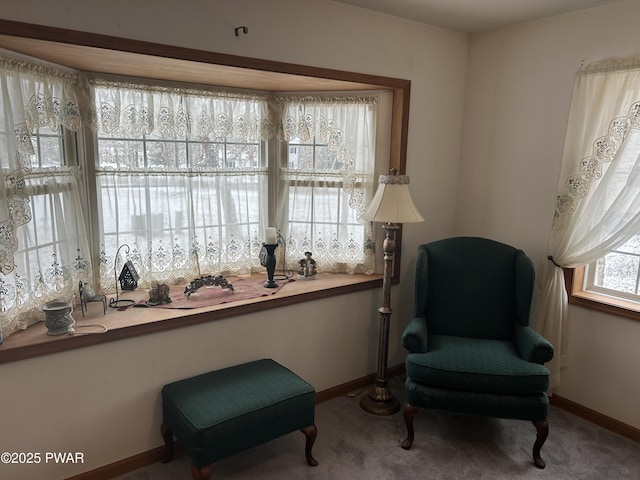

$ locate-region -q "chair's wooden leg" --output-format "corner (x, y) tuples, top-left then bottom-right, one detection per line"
(532, 420), (549, 469)
(401, 403), (421, 450)
(160, 422), (174, 463)
(191, 462), (215, 480)
(301, 424), (319, 466)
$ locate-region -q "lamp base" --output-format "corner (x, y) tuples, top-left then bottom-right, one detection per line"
(360, 385), (401, 416)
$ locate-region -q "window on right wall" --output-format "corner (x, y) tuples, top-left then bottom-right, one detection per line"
(579, 125), (640, 306)
(585, 235), (640, 300)
(584, 235), (640, 302)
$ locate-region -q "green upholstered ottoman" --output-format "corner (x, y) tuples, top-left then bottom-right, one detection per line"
(161, 358), (318, 480)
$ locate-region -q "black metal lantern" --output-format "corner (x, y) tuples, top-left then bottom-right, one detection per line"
(110, 244), (137, 308)
(118, 260), (140, 290)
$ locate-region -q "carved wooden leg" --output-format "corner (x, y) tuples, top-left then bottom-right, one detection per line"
(401, 404), (421, 450)
(532, 420), (549, 469)
(160, 422), (174, 463)
(301, 424), (319, 466)
(190, 463), (215, 480)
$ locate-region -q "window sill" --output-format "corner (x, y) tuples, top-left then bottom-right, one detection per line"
(566, 267), (640, 322)
(0, 273), (383, 365)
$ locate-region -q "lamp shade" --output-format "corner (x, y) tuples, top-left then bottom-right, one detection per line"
(362, 172), (424, 224)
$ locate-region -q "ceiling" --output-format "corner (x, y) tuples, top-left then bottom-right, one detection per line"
(333, 0), (622, 33)
(0, 2), (624, 91)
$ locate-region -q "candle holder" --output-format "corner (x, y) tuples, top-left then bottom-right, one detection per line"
(259, 243), (278, 288)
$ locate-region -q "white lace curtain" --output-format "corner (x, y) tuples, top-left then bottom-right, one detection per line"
(91, 80), (274, 290)
(0, 67), (383, 339)
(532, 58), (640, 389)
(276, 96), (378, 274)
(0, 55), (90, 337)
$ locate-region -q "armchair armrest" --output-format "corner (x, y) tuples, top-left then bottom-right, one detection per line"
(514, 324), (554, 364)
(402, 316), (429, 353)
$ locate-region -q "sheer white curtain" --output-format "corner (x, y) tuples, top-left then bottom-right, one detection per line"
(276, 96), (378, 274)
(90, 80), (274, 290)
(0, 55), (89, 338)
(532, 59), (640, 389)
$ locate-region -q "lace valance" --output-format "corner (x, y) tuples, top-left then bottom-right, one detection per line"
(276, 95), (377, 145)
(89, 79), (276, 142)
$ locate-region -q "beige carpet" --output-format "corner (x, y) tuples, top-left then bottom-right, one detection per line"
(112, 376), (640, 479)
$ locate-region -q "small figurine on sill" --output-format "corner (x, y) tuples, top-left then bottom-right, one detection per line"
(297, 251), (317, 280)
(147, 283), (172, 306)
(79, 281), (107, 316)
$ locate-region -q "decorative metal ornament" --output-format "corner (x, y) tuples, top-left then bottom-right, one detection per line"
(119, 260), (140, 290)
(109, 244), (137, 308)
(184, 275), (234, 297)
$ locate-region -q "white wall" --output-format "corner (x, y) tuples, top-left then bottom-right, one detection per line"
(459, 0), (640, 429)
(0, 0), (468, 477)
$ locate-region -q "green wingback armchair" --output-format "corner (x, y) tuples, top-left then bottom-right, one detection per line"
(401, 237), (554, 468)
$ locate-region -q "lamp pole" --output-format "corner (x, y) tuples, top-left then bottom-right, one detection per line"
(360, 222), (401, 415)
(360, 167), (423, 416)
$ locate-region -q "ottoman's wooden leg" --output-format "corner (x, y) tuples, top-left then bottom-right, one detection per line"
(301, 424), (319, 466)
(191, 463), (215, 480)
(160, 422), (174, 463)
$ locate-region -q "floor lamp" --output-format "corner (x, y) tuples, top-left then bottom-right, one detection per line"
(360, 168), (424, 415)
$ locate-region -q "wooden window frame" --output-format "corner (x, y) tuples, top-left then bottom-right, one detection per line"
(566, 266), (640, 322)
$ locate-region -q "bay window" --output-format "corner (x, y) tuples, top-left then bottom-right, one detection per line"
(0, 57), (386, 339)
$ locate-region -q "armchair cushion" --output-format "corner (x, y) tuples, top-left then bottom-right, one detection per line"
(404, 382), (550, 422)
(405, 335), (550, 395)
